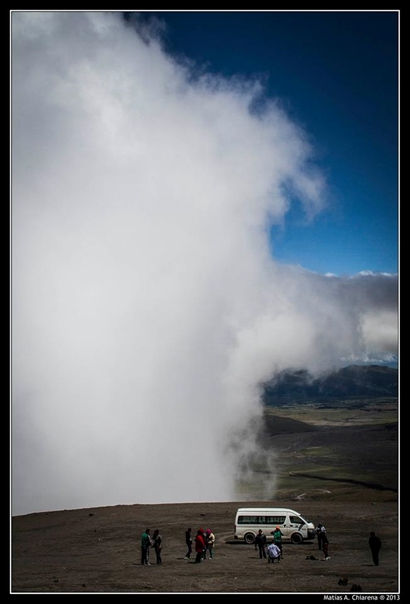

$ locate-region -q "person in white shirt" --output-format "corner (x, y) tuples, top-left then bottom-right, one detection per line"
(267, 543), (281, 563)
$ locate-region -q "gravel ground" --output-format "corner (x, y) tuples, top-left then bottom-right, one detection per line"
(11, 496), (398, 594)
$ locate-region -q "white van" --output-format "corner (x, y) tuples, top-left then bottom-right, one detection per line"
(234, 507), (315, 544)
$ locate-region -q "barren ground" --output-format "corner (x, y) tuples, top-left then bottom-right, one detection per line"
(12, 403), (399, 594)
(12, 497), (398, 594)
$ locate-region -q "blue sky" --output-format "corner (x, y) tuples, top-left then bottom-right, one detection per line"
(137, 10), (398, 276)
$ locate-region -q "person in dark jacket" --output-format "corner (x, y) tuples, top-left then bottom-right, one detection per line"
(316, 523), (326, 550)
(152, 529), (162, 564)
(255, 529), (267, 559)
(194, 528), (206, 563)
(369, 532), (382, 566)
(185, 528), (193, 559)
(141, 528), (151, 565)
(322, 532), (330, 560)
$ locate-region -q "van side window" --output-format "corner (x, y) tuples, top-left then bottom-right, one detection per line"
(265, 516), (286, 524)
(238, 516), (259, 524)
(238, 515), (286, 525)
(290, 516), (304, 524)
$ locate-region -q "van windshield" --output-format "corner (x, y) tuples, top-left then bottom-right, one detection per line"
(290, 516), (305, 524)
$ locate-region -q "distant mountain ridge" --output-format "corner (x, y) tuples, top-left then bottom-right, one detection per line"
(262, 364), (398, 405)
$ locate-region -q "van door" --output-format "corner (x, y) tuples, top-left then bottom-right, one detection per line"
(280, 514), (293, 539)
(289, 514), (307, 537)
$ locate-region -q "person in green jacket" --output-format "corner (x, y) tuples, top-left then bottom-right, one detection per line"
(272, 526), (284, 557)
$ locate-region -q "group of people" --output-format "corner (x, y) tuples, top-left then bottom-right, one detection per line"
(254, 523), (328, 563)
(255, 521), (382, 567)
(254, 526), (283, 563)
(186, 527), (216, 563)
(140, 522), (382, 568)
(316, 523), (382, 566)
(140, 526), (216, 565)
(140, 528), (162, 565)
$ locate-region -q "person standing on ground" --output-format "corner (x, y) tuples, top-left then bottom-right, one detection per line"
(185, 528), (193, 559)
(152, 529), (162, 564)
(369, 532), (382, 566)
(322, 532), (330, 560)
(203, 529), (209, 560)
(255, 529), (267, 559)
(194, 528), (206, 563)
(205, 528), (215, 559)
(141, 528), (151, 565)
(316, 523), (326, 550)
(272, 526), (284, 558)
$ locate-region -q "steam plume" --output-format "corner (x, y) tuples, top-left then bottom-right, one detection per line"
(12, 12), (397, 515)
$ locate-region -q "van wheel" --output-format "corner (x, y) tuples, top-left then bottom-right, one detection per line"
(291, 532), (303, 544)
(244, 532), (255, 545)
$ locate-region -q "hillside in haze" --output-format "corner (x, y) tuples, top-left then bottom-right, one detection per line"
(262, 364), (398, 405)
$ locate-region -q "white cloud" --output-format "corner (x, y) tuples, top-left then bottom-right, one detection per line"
(11, 12), (397, 515)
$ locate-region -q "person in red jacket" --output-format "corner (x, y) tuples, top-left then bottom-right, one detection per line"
(194, 528), (206, 563)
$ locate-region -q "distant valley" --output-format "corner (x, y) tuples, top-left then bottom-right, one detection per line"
(262, 364), (398, 405)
